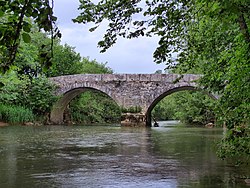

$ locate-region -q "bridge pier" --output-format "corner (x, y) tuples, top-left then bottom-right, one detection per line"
(121, 113), (152, 127)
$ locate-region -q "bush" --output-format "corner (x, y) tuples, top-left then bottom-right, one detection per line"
(0, 103), (35, 124)
(70, 91), (121, 124)
(217, 125), (250, 166)
(0, 74), (58, 116)
(152, 91), (216, 125)
(22, 77), (58, 115)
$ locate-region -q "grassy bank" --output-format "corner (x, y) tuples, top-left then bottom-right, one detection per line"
(0, 104), (35, 124)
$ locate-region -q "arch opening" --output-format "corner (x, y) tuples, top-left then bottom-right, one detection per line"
(146, 86), (217, 127)
(50, 87), (121, 125)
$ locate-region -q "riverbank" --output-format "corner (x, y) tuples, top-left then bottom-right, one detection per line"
(0, 121), (43, 127)
(0, 122), (9, 127)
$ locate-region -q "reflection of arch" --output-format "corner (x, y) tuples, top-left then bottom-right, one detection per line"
(146, 86), (217, 126)
(50, 87), (119, 124)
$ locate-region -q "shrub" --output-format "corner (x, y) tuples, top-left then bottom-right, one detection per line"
(70, 91), (121, 124)
(0, 74), (58, 116)
(0, 103), (35, 124)
(217, 125), (250, 166)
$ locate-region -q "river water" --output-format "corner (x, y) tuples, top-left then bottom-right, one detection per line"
(0, 121), (249, 188)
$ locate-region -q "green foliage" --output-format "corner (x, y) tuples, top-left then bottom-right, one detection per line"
(217, 125), (250, 166)
(0, 0), (60, 73)
(152, 95), (177, 121)
(70, 91), (121, 124)
(21, 77), (58, 115)
(14, 27), (52, 78)
(48, 43), (82, 77)
(0, 74), (57, 116)
(0, 103), (35, 123)
(152, 91), (216, 125)
(0, 73), (29, 104)
(79, 57), (113, 74)
(11, 24), (113, 78)
(48, 55), (113, 77)
(174, 92), (215, 125)
(169, 1), (250, 127)
(179, 1), (250, 162)
(13, 26), (89, 78)
(73, 0), (192, 65)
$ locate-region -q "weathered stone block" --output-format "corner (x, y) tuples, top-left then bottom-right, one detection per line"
(139, 74), (151, 81)
(190, 74), (202, 82)
(183, 74), (191, 82)
(150, 74), (162, 81)
(127, 74), (140, 81)
(171, 74), (183, 83)
(102, 74), (127, 81)
(161, 74), (174, 83)
(80, 74), (102, 82)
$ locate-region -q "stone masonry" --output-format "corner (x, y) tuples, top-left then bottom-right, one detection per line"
(49, 74), (202, 126)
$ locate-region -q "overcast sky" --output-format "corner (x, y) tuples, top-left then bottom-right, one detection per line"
(53, 0), (166, 74)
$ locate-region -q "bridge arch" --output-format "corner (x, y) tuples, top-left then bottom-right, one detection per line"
(49, 74), (207, 126)
(50, 87), (119, 124)
(145, 86), (217, 126)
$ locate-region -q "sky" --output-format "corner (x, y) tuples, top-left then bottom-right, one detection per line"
(53, 0), (166, 74)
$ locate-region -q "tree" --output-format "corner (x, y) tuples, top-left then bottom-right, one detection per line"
(48, 43), (82, 77)
(74, 0), (250, 164)
(79, 57), (113, 74)
(12, 24), (82, 78)
(0, 0), (59, 73)
(48, 48), (113, 77)
(14, 26), (52, 78)
(73, 0), (249, 62)
(73, 0), (194, 66)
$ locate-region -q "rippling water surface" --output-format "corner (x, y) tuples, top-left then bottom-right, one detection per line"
(0, 121), (249, 187)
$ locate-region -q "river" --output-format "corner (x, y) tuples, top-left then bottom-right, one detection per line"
(0, 121), (249, 188)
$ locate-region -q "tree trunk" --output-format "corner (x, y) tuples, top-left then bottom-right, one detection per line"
(238, 13), (250, 44)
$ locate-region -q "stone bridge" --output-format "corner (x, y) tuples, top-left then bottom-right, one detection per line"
(49, 74), (204, 126)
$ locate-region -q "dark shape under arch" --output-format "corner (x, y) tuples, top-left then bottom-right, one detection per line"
(50, 87), (119, 124)
(145, 86), (217, 126)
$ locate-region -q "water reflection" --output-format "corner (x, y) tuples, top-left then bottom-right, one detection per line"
(0, 122), (249, 188)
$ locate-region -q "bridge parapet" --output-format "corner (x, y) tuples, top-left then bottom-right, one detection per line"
(49, 74), (201, 93)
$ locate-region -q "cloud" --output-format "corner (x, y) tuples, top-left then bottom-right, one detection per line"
(53, 0), (166, 73)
